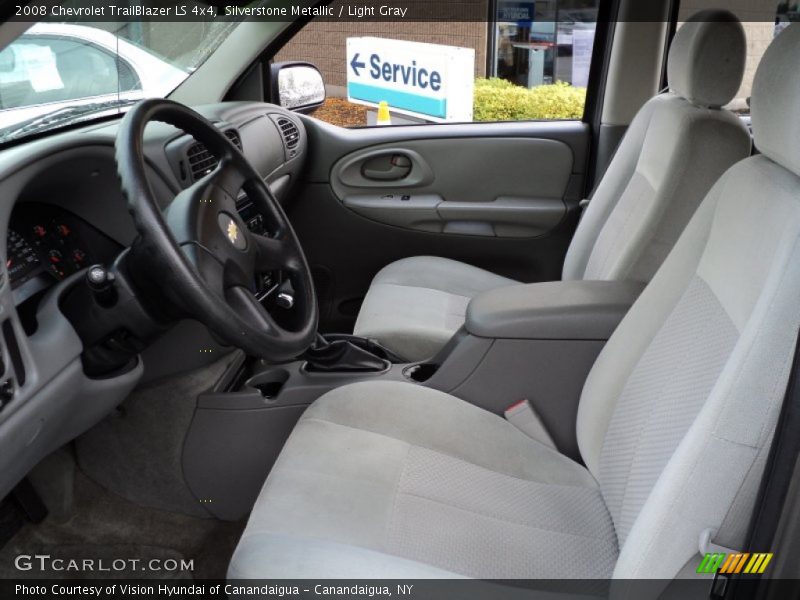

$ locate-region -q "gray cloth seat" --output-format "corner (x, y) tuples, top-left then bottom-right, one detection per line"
(230, 23), (800, 582)
(353, 256), (518, 361)
(229, 382), (617, 579)
(354, 14), (752, 362)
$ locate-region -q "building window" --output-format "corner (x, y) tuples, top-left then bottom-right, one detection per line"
(492, 1), (598, 89)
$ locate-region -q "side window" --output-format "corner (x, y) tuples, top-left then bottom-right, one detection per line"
(0, 37), (140, 110)
(676, 2), (787, 114)
(275, 0), (601, 127)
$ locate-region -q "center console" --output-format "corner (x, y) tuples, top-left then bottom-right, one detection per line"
(414, 280), (644, 460)
(182, 279), (644, 520)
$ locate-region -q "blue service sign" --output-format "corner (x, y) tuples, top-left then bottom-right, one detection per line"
(346, 37), (474, 122)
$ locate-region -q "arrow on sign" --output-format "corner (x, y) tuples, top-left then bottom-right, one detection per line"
(350, 53), (366, 76)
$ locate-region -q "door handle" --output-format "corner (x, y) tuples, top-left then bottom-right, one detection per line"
(361, 154), (412, 181)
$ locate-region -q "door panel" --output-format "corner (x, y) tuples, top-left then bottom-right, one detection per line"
(331, 138), (572, 238)
(289, 119), (589, 332)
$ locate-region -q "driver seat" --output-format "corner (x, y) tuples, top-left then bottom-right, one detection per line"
(228, 25), (800, 580)
(353, 13), (751, 362)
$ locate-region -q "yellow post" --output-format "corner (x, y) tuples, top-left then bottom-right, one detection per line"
(376, 101), (391, 126)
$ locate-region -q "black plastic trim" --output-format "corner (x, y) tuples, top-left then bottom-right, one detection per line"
(583, 0), (620, 195)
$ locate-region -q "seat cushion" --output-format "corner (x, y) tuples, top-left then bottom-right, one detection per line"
(353, 256), (517, 361)
(229, 381), (618, 579)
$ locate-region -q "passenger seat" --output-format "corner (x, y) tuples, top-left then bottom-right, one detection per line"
(354, 11), (752, 362)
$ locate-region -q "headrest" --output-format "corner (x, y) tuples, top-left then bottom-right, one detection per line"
(751, 24), (800, 176)
(667, 10), (746, 108)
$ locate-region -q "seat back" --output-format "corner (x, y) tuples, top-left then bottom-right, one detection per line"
(563, 11), (751, 284)
(575, 23), (800, 579)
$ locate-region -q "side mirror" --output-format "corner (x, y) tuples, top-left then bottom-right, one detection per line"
(270, 61), (326, 114)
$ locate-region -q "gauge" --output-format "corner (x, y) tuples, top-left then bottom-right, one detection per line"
(26, 219), (88, 281)
(71, 248), (87, 270)
(47, 249), (66, 279)
(6, 229), (43, 287)
(8, 203), (122, 302)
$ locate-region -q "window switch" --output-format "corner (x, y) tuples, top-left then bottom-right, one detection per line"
(401, 195), (411, 201)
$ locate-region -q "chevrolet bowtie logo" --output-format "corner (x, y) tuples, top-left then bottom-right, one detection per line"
(219, 213), (246, 250)
(227, 220), (239, 245)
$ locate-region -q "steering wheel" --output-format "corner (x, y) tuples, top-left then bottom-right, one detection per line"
(115, 99), (318, 362)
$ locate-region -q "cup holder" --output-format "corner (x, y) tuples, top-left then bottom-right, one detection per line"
(404, 362), (440, 383)
(245, 368), (290, 399)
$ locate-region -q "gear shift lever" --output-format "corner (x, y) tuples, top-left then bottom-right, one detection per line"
(302, 334), (404, 372)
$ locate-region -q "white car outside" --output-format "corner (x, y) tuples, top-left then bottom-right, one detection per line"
(0, 23), (187, 131)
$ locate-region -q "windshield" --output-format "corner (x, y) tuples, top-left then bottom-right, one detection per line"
(0, 4), (239, 143)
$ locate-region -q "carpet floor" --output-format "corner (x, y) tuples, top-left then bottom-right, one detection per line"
(0, 470), (243, 580)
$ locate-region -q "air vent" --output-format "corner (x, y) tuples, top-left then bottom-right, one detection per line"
(186, 129), (242, 181)
(276, 117), (299, 155)
(225, 128), (242, 149)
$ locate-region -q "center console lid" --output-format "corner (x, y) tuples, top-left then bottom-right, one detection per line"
(466, 280), (645, 341)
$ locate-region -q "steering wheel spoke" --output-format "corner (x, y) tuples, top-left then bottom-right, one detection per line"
(252, 231), (298, 273)
(178, 241), (227, 295)
(225, 285), (282, 337)
(116, 99), (318, 362)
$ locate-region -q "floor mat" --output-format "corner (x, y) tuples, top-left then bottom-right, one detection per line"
(0, 471), (243, 580)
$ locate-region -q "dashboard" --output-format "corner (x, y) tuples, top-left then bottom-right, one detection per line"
(2, 103), (306, 310)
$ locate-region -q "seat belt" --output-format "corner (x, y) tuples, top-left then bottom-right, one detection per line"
(708, 329), (800, 599)
(504, 399), (557, 449)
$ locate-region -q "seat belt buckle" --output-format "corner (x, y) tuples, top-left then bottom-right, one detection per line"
(504, 399), (556, 449)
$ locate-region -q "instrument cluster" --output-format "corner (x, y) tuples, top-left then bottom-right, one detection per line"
(6, 203), (120, 304)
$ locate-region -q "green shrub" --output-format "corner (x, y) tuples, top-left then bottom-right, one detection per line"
(473, 78), (586, 122)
